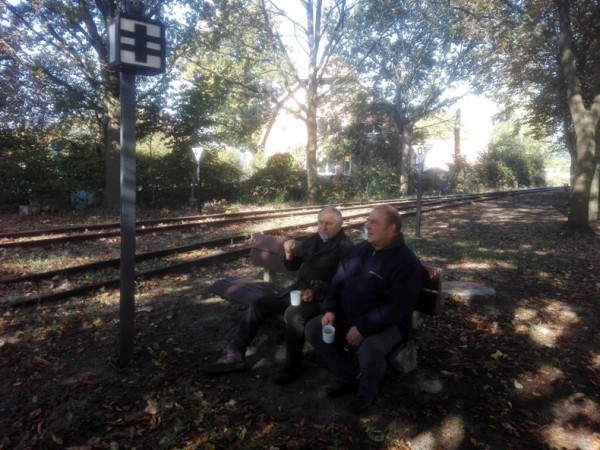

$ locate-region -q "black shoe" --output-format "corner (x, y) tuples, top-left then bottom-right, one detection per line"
(325, 380), (358, 397)
(348, 393), (374, 414)
(272, 368), (303, 385)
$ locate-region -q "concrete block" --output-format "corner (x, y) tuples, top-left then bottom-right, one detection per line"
(389, 340), (418, 374)
(443, 281), (496, 302)
(443, 280), (499, 315)
(19, 205), (40, 216)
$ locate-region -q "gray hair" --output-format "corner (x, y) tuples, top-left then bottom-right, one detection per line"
(319, 205), (343, 224)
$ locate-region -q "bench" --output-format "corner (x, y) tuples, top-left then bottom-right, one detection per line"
(207, 233), (297, 306)
(207, 233), (443, 374)
(387, 265), (444, 374)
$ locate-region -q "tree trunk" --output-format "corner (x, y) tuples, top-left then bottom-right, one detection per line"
(563, 116), (576, 199)
(567, 110), (597, 232)
(556, 0), (598, 233)
(393, 87), (413, 194)
(454, 109), (462, 173)
(400, 131), (413, 194)
(100, 1), (122, 210)
(591, 164), (599, 222)
(304, 0), (320, 204)
(590, 122), (600, 222)
(102, 69), (122, 210)
(306, 97), (319, 203)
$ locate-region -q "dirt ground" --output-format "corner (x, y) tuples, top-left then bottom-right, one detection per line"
(1, 191), (600, 449)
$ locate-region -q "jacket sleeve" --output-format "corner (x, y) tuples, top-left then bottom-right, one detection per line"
(321, 250), (352, 315)
(355, 258), (422, 337)
(283, 238), (309, 271)
(283, 254), (303, 271)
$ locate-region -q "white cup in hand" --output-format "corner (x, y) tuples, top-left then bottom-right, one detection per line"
(290, 290), (301, 306)
(322, 324), (335, 343)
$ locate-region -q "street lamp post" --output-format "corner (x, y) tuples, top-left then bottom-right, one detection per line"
(414, 145), (430, 237)
(192, 147), (204, 213)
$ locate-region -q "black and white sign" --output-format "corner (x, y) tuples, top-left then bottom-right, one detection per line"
(108, 14), (165, 75)
(413, 145), (430, 166)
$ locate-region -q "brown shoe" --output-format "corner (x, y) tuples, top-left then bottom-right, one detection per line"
(204, 349), (245, 375)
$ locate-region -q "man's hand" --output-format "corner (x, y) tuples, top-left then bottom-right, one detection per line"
(321, 311), (336, 326)
(346, 326), (364, 347)
(301, 288), (314, 303)
(283, 239), (296, 260)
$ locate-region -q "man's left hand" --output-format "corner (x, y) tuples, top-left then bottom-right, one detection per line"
(346, 326), (364, 347)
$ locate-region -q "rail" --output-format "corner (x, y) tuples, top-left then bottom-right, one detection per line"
(0, 188), (561, 307)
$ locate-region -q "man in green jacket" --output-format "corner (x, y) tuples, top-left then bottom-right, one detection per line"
(205, 206), (354, 384)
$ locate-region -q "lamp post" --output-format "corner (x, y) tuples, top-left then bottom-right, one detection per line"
(192, 147), (205, 213)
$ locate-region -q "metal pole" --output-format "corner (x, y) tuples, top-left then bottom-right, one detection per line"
(119, 71), (137, 367)
(196, 160), (202, 213)
(415, 162), (424, 237)
(191, 172), (196, 208)
(191, 147), (204, 213)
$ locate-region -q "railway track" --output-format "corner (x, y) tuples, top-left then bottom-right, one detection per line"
(0, 188), (560, 307)
(0, 189), (536, 247)
(0, 197), (451, 248)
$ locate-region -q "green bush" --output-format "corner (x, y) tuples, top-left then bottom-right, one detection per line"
(0, 131), (65, 210)
(475, 122), (548, 189)
(363, 165), (401, 198)
(243, 153), (305, 203)
(452, 167), (484, 193)
(200, 151), (245, 203)
(137, 148), (193, 207)
(136, 144), (245, 208)
(479, 159), (518, 189)
(320, 174), (357, 203)
(58, 141), (104, 193)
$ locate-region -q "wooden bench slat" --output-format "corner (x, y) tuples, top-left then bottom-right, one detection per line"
(388, 265), (443, 373)
(207, 233), (294, 304)
(414, 266), (443, 315)
(249, 234), (296, 279)
(208, 278), (288, 306)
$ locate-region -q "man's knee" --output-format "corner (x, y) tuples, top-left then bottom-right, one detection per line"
(305, 315), (322, 344)
(283, 305), (300, 323)
(359, 341), (385, 363)
(251, 296), (284, 318)
(285, 304), (316, 325)
(359, 334), (397, 365)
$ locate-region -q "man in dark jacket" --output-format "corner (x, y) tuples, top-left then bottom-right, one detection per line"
(306, 205), (423, 413)
(205, 206), (354, 381)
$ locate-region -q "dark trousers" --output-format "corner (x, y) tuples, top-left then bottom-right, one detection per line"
(229, 295), (321, 370)
(305, 314), (403, 398)
(283, 302), (322, 371)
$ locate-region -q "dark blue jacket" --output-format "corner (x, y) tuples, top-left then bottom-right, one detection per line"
(323, 233), (422, 339)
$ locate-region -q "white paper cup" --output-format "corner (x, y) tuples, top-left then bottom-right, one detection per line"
(290, 290), (301, 306)
(322, 325), (335, 343)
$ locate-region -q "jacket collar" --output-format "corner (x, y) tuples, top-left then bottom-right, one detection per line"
(365, 232), (405, 252)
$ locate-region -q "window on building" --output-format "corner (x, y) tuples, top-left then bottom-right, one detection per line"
(343, 159), (351, 175)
